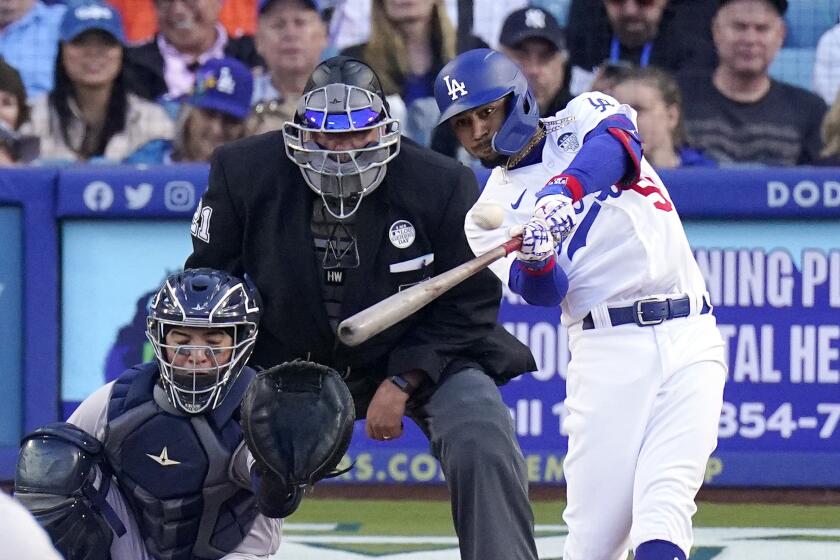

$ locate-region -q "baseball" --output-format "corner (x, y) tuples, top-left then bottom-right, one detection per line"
(471, 200), (505, 230)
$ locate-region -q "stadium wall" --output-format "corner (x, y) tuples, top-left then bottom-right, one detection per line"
(0, 164), (838, 487)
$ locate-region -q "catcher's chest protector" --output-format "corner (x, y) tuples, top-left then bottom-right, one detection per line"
(104, 363), (258, 560)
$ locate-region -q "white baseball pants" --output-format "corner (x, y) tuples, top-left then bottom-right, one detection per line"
(561, 313), (727, 560)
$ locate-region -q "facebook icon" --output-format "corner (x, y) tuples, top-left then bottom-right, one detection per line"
(83, 181), (114, 212)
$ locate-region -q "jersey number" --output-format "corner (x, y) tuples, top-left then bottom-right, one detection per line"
(191, 205), (212, 242)
(564, 176), (673, 261)
(626, 176), (674, 212)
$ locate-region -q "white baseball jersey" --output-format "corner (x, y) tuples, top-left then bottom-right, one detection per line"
(465, 91), (710, 324)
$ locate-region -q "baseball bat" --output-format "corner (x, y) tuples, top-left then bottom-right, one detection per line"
(337, 237), (522, 347)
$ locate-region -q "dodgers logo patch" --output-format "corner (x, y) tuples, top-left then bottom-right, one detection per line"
(389, 220), (416, 249)
(557, 132), (579, 152)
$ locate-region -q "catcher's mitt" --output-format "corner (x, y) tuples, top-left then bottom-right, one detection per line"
(240, 360), (355, 491)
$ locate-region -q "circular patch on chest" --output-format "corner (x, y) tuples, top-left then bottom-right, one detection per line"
(389, 220), (416, 249)
(557, 132), (580, 152)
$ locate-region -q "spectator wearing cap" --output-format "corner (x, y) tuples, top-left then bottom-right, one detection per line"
(679, 0), (826, 166)
(123, 0), (262, 103)
(126, 57), (253, 164)
(0, 0), (65, 96)
(0, 57), (38, 164)
(498, 7), (572, 116)
(566, 0), (718, 95)
(21, 1), (173, 164)
(247, 0), (327, 135)
(342, 0), (486, 146)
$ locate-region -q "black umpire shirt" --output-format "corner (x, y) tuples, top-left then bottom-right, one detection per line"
(185, 133), (536, 416)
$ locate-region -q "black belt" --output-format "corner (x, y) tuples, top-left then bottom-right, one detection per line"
(582, 295), (711, 330)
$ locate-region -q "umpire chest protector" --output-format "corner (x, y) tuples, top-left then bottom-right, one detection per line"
(104, 363), (258, 560)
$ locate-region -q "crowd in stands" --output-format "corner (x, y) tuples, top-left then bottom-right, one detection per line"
(1, 0), (839, 169)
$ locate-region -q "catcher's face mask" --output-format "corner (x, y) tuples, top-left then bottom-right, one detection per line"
(284, 83), (400, 220)
(151, 324), (254, 414)
(146, 269), (261, 415)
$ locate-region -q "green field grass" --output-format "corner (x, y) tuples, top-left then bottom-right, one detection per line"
(289, 498), (840, 531)
(281, 498), (840, 557)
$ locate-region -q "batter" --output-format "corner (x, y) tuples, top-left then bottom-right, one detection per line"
(435, 48), (727, 560)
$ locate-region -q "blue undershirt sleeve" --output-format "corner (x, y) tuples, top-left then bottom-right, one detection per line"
(508, 257), (569, 307)
(538, 115), (643, 199)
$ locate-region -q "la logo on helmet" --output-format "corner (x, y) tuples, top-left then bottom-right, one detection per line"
(443, 75), (468, 100)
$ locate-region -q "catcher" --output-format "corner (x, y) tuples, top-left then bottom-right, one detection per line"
(14, 268), (354, 560)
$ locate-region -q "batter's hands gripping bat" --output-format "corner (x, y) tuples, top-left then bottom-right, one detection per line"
(337, 202), (518, 347)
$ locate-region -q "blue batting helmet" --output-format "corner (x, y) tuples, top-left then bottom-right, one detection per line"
(434, 48), (539, 156)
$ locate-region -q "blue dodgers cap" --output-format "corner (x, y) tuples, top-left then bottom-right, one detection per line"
(187, 58), (254, 120)
(259, 0), (322, 14)
(60, 2), (125, 44)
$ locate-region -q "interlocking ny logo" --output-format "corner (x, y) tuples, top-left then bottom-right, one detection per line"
(443, 75), (468, 100)
(525, 9), (546, 28)
(147, 447), (181, 466)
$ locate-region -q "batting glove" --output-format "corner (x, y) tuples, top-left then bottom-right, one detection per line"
(534, 193), (576, 244)
(511, 217), (556, 268)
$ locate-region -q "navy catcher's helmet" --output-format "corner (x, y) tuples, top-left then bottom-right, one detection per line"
(434, 48), (539, 156)
(284, 56), (400, 220)
(146, 268), (261, 414)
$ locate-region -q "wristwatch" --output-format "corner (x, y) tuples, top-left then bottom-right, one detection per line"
(388, 374), (413, 394)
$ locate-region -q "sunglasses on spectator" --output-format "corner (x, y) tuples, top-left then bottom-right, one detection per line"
(606, 0), (657, 7)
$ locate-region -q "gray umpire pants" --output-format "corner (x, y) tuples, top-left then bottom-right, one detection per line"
(408, 367), (539, 560)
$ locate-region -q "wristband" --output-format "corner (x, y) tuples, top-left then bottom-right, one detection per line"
(388, 374), (413, 394)
(540, 173), (584, 202)
(518, 253), (556, 274)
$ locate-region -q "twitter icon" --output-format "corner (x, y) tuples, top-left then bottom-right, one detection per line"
(125, 183), (153, 210)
